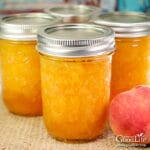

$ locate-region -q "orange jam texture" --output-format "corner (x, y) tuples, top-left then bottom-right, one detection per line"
(0, 39), (42, 116)
(41, 54), (111, 140)
(111, 36), (150, 99)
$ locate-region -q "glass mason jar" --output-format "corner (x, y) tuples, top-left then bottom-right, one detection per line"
(92, 12), (150, 99)
(37, 24), (115, 141)
(44, 4), (99, 23)
(0, 13), (61, 116)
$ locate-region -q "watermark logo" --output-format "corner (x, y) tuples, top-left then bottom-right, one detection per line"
(115, 133), (147, 147)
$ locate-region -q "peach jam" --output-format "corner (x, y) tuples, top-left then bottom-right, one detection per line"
(92, 12), (150, 99)
(0, 13), (60, 116)
(44, 4), (99, 23)
(37, 24), (115, 140)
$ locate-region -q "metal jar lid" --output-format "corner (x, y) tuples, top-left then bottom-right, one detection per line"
(44, 4), (99, 23)
(37, 24), (115, 58)
(92, 12), (150, 38)
(0, 13), (61, 41)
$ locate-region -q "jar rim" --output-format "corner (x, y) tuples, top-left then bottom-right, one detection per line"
(0, 13), (61, 41)
(91, 12), (150, 37)
(37, 23), (115, 58)
(44, 4), (99, 18)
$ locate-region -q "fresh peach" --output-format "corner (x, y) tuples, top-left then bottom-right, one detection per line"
(109, 85), (150, 144)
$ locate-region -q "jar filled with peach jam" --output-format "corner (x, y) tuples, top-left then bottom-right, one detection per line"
(44, 4), (99, 23)
(37, 24), (115, 141)
(92, 12), (150, 99)
(0, 13), (61, 116)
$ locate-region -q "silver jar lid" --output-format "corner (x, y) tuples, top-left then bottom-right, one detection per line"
(0, 13), (61, 41)
(44, 4), (99, 23)
(92, 12), (150, 37)
(37, 24), (115, 58)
